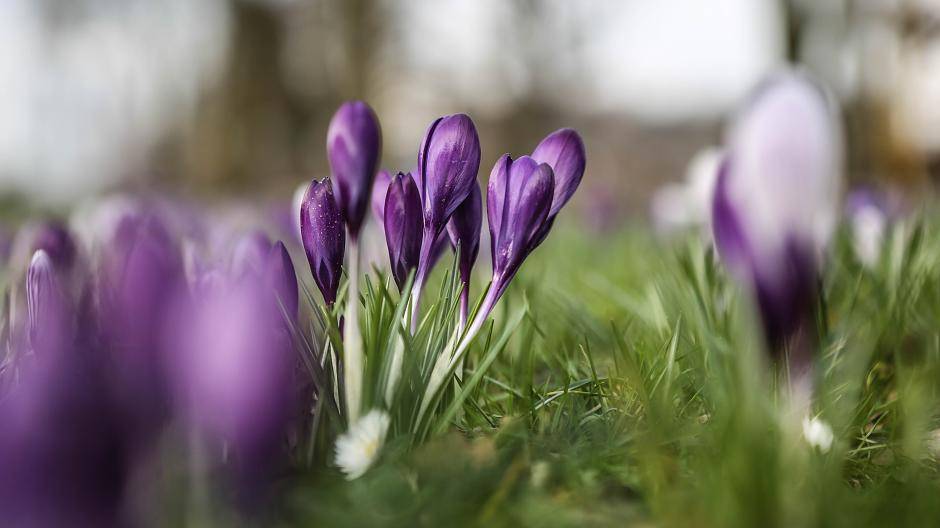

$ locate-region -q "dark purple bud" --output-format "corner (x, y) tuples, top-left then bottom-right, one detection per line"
(383, 172), (423, 291)
(446, 181), (482, 285)
(371, 169), (393, 223)
(230, 230), (272, 278)
(417, 114), (481, 241)
(712, 73), (840, 351)
(327, 101), (382, 237)
(266, 241), (298, 320)
(300, 178), (346, 305)
(26, 250), (70, 354)
(487, 155), (555, 299)
(526, 128), (586, 250)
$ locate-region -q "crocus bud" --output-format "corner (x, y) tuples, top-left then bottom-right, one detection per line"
(488, 155), (555, 300)
(26, 250), (69, 353)
(447, 181), (482, 286)
(417, 114), (481, 241)
(300, 178), (346, 306)
(383, 173), (423, 291)
(266, 241), (299, 320)
(529, 128), (586, 248)
(327, 101), (382, 238)
(845, 188), (904, 269)
(712, 72), (841, 350)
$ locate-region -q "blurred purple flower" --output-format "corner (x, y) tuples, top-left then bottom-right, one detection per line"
(167, 275), (293, 491)
(0, 333), (128, 527)
(97, 211), (184, 443)
(383, 172), (423, 291)
(328, 101), (382, 239)
(300, 178), (346, 306)
(712, 72), (841, 351)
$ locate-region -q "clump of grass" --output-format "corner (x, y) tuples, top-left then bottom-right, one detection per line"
(283, 211), (940, 527)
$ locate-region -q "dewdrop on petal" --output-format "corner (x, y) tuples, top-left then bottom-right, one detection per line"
(802, 416), (834, 453)
(335, 409), (391, 480)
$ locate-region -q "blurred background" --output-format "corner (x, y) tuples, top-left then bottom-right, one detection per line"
(1, 0), (938, 223)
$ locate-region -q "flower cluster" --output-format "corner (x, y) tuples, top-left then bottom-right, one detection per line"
(297, 102), (585, 477)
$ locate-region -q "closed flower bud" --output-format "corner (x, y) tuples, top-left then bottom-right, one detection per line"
(327, 101), (382, 238)
(417, 114), (481, 248)
(383, 173), (423, 291)
(488, 155), (555, 299)
(529, 128), (586, 248)
(300, 178), (346, 306)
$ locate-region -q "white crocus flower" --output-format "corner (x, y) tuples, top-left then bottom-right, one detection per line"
(851, 204), (887, 268)
(335, 409), (391, 480)
(802, 416), (834, 453)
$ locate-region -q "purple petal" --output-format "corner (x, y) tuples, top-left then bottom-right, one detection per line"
(327, 101), (382, 237)
(531, 128), (586, 218)
(383, 173), (423, 291)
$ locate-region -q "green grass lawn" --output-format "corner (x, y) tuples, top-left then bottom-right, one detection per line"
(281, 215), (940, 527)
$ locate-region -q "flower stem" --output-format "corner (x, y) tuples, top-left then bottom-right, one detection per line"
(343, 240), (363, 424)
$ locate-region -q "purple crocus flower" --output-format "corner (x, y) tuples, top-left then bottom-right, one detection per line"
(529, 128), (586, 247)
(412, 114), (481, 328)
(97, 212), (184, 444)
(487, 155), (555, 301)
(327, 101), (382, 239)
(446, 182), (482, 327)
(167, 274), (293, 497)
(300, 178), (346, 306)
(712, 72), (841, 356)
(383, 172), (423, 291)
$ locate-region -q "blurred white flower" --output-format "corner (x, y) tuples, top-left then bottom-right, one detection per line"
(802, 416), (834, 452)
(851, 204), (887, 268)
(335, 409), (391, 480)
(651, 146), (722, 235)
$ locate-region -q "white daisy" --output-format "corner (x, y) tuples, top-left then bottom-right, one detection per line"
(335, 409), (391, 480)
(802, 416), (834, 453)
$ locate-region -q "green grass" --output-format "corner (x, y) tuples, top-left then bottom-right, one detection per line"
(280, 214), (940, 527)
